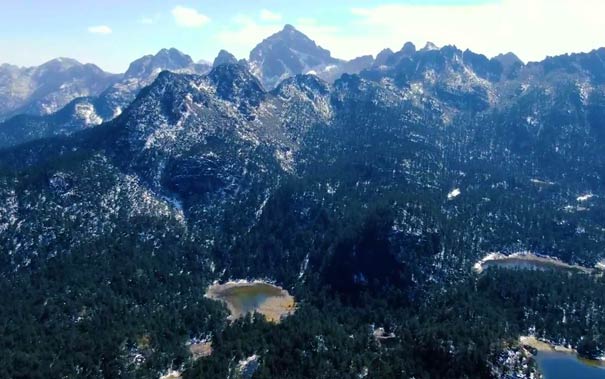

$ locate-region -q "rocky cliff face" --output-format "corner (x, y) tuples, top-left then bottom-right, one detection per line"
(248, 24), (339, 89)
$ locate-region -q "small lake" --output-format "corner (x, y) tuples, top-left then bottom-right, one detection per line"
(536, 351), (605, 379)
(217, 283), (284, 314)
(474, 253), (593, 274)
(205, 281), (295, 322)
(480, 258), (583, 273)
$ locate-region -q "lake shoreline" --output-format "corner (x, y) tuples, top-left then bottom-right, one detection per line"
(518, 336), (605, 379)
(519, 336), (574, 354)
(205, 280), (296, 323)
(473, 252), (598, 274)
(520, 335), (605, 362)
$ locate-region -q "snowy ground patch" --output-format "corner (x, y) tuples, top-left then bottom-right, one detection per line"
(577, 193), (594, 202)
(236, 355), (260, 379)
(75, 102), (103, 126)
(447, 188), (461, 200)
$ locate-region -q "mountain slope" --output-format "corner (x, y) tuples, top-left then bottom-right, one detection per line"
(3, 46), (605, 282)
(2, 45), (605, 378)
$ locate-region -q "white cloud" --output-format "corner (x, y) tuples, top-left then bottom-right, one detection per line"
(216, 15), (281, 58)
(172, 6), (210, 28)
(87, 25), (112, 35)
(348, 0), (605, 62)
(260, 9), (282, 22)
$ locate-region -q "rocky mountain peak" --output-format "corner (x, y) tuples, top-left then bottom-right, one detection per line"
(421, 42), (439, 52)
(124, 48), (194, 79)
(491, 52), (524, 79)
(249, 24), (338, 89)
(208, 64), (265, 108)
(493, 52), (523, 67)
(282, 23), (296, 31)
(274, 74), (331, 98)
(401, 42), (417, 56)
(374, 49), (395, 67)
(213, 50), (239, 68)
(250, 24), (333, 62)
(37, 57), (83, 71)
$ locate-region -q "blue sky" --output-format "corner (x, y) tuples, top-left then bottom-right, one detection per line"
(1, 0), (603, 73)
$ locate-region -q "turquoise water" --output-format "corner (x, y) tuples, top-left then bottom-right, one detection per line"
(236, 292), (270, 314)
(536, 351), (605, 379)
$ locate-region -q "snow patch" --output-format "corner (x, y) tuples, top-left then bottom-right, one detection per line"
(447, 188), (461, 200)
(159, 370), (181, 379)
(576, 193), (594, 202)
(255, 193), (270, 220)
(275, 149), (294, 173)
(526, 116), (538, 126)
(325, 182), (337, 195)
(112, 106), (122, 118)
(298, 253), (310, 279)
(323, 64), (338, 72)
(75, 102), (103, 126)
(577, 81), (593, 105)
(530, 178), (555, 186)
(236, 354), (260, 379)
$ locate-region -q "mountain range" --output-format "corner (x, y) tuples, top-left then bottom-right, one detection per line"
(0, 58), (119, 119)
(1, 24), (605, 379)
(0, 25), (376, 147)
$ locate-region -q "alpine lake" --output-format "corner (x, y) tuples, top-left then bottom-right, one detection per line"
(205, 281), (295, 323)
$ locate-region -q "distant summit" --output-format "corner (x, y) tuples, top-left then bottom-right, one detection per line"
(213, 50), (239, 68)
(492, 52), (524, 67)
(421, 42), (439, 51)
(374, 48), (395, 67)
(401, 42), (417, 56)
(249, 24), (339, 89)
(125, 48), (195, 79)
(492, 52), (524, 78)
(248, 24), (375, 88)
